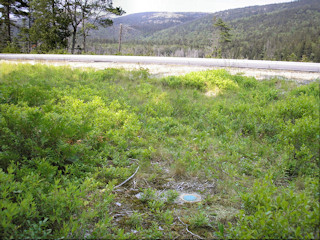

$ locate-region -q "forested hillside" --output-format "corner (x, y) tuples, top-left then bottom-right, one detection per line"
(1, 0), (319, 62)
(229, 1), (320, 61)
(89, 0), (320, 62)
(92, 12), (209, 41)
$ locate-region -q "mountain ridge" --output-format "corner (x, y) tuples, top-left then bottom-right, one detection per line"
(92, 12), (210, 40)
(89, 0), (320, 62)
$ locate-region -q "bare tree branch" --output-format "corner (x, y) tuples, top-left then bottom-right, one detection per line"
(114, 166), (140, 189)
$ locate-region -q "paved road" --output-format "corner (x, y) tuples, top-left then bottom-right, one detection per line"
(1, 54), (320, 72)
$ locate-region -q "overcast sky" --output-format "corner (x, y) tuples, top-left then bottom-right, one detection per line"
(112, 0), (294, 14)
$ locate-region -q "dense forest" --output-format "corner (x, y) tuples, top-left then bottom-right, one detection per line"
(89, 0), (320, 62)
(1, 0), (320, 62)
(0, 0), (124, 53)
(142, 0), (320, 62)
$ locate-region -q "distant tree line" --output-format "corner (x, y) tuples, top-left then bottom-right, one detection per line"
(107, 1), (318, 63)
(0, 0), (124, 53)
(1, 0), (319, 63)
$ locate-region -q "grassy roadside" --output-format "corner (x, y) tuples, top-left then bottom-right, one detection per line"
(0, 63), (319, 239)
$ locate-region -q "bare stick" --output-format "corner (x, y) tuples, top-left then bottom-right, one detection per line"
(177, 216), (203, 239)
(118, 23), (123, 53)
(114, 166), (139, 189)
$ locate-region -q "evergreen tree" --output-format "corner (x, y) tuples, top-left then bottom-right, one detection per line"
(0, 0), (28, 50)
(29, 0), (71, 52)
(214, 18), (232, 44)
(213, 18), (232, 58)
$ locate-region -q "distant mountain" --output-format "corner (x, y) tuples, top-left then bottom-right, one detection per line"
(91, 12), (210, 41)
(145, 0), (319, 46)
(89, 0), (320, 62)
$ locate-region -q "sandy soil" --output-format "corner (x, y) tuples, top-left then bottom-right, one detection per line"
(2, 59), (319, 83)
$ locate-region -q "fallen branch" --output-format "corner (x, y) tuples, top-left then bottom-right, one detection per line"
(114, 166), (140, 189)
(177, 216), (203, 239)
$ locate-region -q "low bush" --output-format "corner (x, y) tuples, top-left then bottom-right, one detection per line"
(161, 69), (239, 91)
(0, 63), (318, 238)
(230, 175), (319, 239)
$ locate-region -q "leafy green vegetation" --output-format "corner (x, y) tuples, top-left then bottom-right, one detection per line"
(0, 63), (319, 238)
(0, 0), (124, 53)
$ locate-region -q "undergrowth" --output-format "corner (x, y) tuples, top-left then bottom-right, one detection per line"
(0, 63), (319, 239)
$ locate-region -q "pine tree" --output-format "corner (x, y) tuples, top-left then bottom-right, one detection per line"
(0, 0), (28, 50)
(214, 18), (232, 44)
(29, 0), (71, 52)
(213, 18), (232, 58)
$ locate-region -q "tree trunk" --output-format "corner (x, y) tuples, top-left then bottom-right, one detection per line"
(71, 26), (77, 54)
(82, 13), (86, 52)
(118, 24), (123, 53)
(5, 4), (11, 42)
(83, 32), (86, 53)
(28, 5), (32, 52)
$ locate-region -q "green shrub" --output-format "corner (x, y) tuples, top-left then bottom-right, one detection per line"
(126, 212), (143, 228)
(229, 175), (319, 239)
(1, 41), (21, 53)
(0, 162), (116, 238)
(291, 82), (319, 97)
(0, 63), (318, 239)
(188, 210), (210, 228)
(161, 69), (239, 91)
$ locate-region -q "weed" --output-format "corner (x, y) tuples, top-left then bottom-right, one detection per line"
(166, 190), (179, 203)
(126, 212), (143, 228)
(188, 210), (210, 228)
(157, 209), (174, 225)
(139, 188), (156, 203)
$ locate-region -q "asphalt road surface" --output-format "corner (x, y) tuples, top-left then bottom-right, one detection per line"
(1, 54), (320, 72)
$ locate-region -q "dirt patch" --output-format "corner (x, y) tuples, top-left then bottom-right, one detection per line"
(109, 173), (236, 239)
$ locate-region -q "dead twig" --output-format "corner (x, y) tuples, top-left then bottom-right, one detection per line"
(114, 166), (140, 189)
(143, 178), (151, 187)
(177, 216), (203, 239)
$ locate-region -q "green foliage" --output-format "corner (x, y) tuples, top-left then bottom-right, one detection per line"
(0, 63), (319, 238)
(230, 175), (319, 239)
(161, 69), (239, 91)
(0, 0), (28, 49)
(0, 0), (124, 53)
(126, 212), (143, 228)
(0, 64), (147, 238)
(1, 41), (21, 53)
(29, 0), (71, 52)
(158, 209), (174, 225)
(214, 18), (232, 43)
(166, 190), (179, 203)
(0, 162), (115, 239)
(139, 188), (157, 203)
(188, 210), (210, 228)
